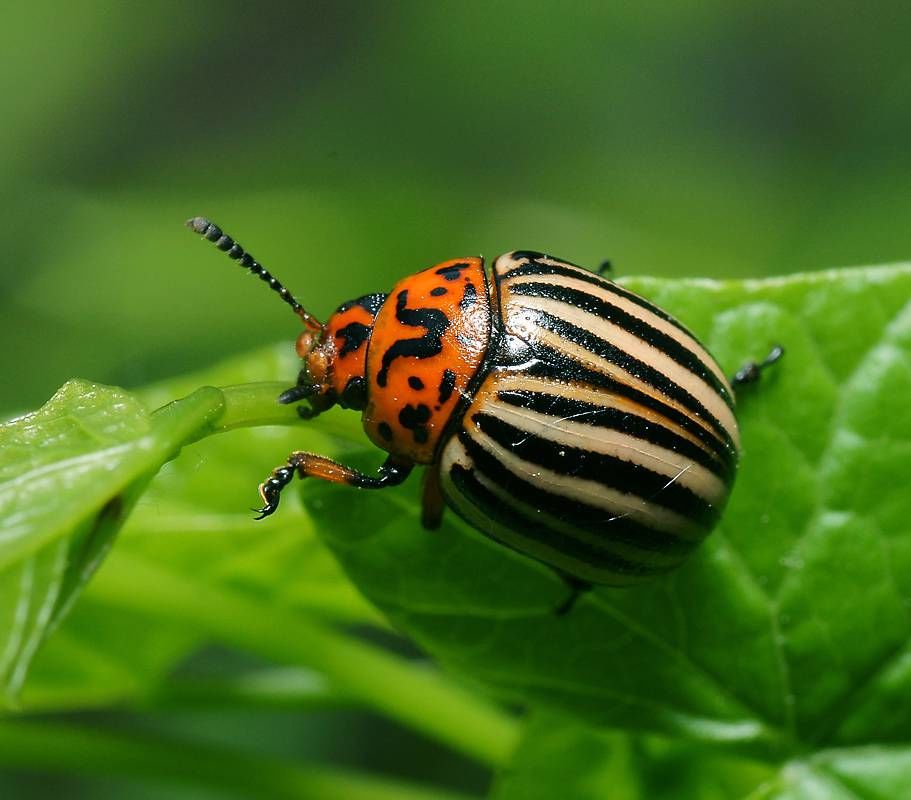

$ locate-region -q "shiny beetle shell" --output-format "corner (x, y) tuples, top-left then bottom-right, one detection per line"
(438, 252), (738, 585)
(190, 218), (747, 592)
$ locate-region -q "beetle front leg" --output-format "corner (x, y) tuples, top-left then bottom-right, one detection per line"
(254, 453), (414, 519)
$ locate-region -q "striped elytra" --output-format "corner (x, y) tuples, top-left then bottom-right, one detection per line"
(438, 253), (738, 586)
(189, 219), (761, 602)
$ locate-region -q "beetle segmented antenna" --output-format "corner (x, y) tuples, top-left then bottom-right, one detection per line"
(187, 216), (322, 332)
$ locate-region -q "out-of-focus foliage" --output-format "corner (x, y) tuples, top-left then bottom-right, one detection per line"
(6, 2), (911, 416)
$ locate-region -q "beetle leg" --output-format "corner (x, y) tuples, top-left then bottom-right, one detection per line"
(731, 344), (784, 389)
(597, 259), (613, 277)
(254, 453), (413, 519)
(420, 465), (446, 530)
(554, 575), (593, 616)
(278, 369), (315, 405)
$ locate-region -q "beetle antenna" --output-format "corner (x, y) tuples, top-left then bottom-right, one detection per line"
(187, 216), (322, 332)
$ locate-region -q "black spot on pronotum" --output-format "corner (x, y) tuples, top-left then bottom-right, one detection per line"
(399, 403), (432, 444)
(376, 290), (450, 387)
(435, 262), (470, 281)
(438, 368), (456, 404)
(408, 376), (425, 390)
(378, 422), (394, 441)
(460, 281), (478, 310)
(430, 286), (447, 297)
(335, 321), (371, 357)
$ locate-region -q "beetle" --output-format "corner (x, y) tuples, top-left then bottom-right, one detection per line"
(188, 216), (781, 611)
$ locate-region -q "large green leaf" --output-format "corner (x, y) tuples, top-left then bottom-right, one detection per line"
(494, 712), (911, 799)
(2, 265), (909, 796)
(0, 380), (223, 702)
(303, 265), (911, 773)
(4, 358), (516, 771)
(492, 711), (771, 800)
(9, 358), (377, 713)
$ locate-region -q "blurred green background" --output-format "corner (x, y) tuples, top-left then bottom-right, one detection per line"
(3, 1), (911, 796)
(6, 1), (911, 417)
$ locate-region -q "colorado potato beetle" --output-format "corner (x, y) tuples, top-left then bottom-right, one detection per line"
(189, 217), (781, 610)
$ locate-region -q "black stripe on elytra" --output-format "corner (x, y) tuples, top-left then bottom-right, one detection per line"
(376, 290), (450, 387)
(496, 388), (731, 481)
(438, 368), (456, 404)
(436, 262), (471, 281)
(500, 342), (737, 467)
(507, 250), (550, 262)
(335, 321), (372, 357)
(531, 309), (735, 452)
(472, 412), (719, 526)
(458, 429), (698, 556)
(335, 292), (387, 316)
(448, 463), (658, 578)
(511, 281), (733, 409)
(502, 259), (694, 339)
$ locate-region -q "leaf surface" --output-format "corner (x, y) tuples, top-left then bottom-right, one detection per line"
(305, 265), (911, 766)
(0, 380), (223, 700)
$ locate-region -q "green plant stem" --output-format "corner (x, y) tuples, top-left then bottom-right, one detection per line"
(0, 719), (476, 800)
(183, 382), (365, 441)
(200, 382), (302, 434)
(91, 551), (522, 768)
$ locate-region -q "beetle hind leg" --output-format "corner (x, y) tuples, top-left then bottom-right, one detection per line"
(254, 452), (413, 519)
(731, 344), (784, 390)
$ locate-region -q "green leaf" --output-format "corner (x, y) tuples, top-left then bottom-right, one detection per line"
(302, 264), (911, 778)
(0, 379), (224, 701)
(496, 715), (911, 799)
(3, 353), (519, 771)
(4, 266), (910, 795)
(492, 712), (771, 800)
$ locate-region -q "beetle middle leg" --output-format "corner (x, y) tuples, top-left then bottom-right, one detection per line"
(554, 574), (593, 616)
(731, 344), (784, 390)
(255, 452), (413, 519)
(420, 465), (446, 530)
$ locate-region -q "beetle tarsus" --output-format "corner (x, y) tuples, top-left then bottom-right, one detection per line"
(254, 464), (297, 520)
(555, 576), (592, 616)
(732, 344), (784, 388)
(597, 260), (613, 277)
